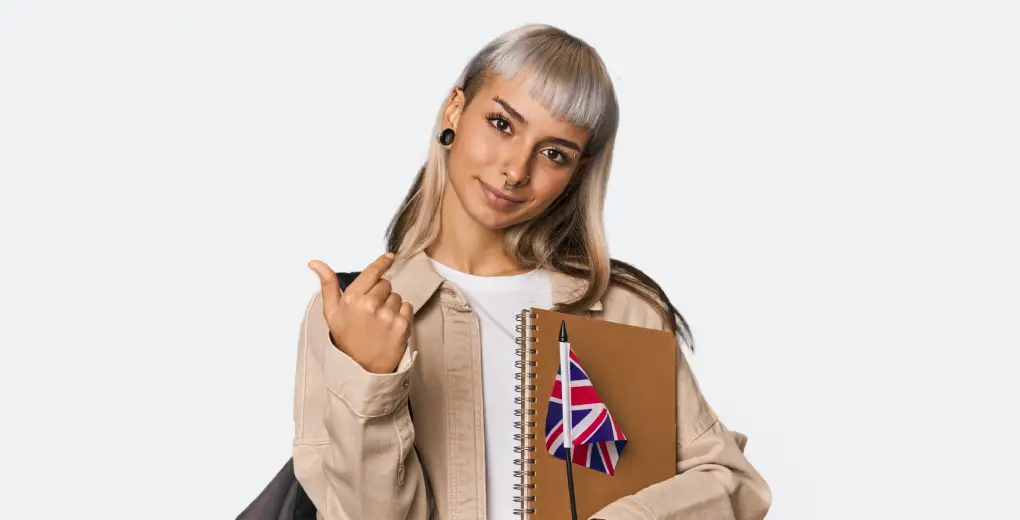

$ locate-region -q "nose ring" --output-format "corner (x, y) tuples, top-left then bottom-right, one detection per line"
(504, 174), (529, 190)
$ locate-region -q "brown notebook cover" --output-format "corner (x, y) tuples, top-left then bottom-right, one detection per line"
(514, 307), (678, 519)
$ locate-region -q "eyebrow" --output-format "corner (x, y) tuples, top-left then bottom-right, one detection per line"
(494, 96), (527, 126)
(493, 96), (583, 154)
(546, 137), (582, 154)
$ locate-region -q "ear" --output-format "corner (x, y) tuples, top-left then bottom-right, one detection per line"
(442, 87), (467, 132)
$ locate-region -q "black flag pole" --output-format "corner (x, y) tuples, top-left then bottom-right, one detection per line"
(559, 320), (578, 520)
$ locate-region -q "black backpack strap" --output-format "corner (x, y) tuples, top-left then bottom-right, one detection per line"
(236, 458), (300, 520)
(336, 271), (361, 292)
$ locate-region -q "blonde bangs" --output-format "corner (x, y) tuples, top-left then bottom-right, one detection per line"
(464, 25), (618, 151)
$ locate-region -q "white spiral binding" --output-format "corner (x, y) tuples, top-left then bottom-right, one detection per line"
(513, 311), (538, 516)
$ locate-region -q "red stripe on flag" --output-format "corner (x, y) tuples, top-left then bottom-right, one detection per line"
(578, 408), (609, 443)
(569, 385), (601, 406)
(598, 442), (615, 476)
(573, 443), (589, 465)
(546, 423), (563, 451)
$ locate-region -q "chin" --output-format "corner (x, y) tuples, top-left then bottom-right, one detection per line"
(466, 205), (521, 230)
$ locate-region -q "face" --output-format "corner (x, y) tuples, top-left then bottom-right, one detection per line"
(440, 72), (592, 230)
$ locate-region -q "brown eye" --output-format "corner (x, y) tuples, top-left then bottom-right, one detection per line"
(543, 149), (567, 165)
(486, 113), (512, 135)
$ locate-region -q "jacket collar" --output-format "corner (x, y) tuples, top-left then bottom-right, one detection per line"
(383, 249), (603, 314)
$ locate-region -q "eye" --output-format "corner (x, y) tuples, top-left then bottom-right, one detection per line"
(542, 148), (569, 165)
(485, 113), (512, 135)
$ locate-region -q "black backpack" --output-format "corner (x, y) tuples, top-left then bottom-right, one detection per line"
(236, 271), (360, 520)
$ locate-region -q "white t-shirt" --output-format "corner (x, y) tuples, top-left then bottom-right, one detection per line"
(429, 258), (553, 520)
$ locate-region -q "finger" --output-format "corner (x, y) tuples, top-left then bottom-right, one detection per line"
(365, 278), (393, 306)
(390, 301), (414, 339)
(307, 260), (341, 311)
(384, 293), (402, 313)
(346, 252), (396, 295)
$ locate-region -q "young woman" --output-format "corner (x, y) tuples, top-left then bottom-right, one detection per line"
(297, 24), (771, 520)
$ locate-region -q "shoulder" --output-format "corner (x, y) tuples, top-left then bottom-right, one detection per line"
(297, 289), (330, 351)
(597, 278), (669, 332)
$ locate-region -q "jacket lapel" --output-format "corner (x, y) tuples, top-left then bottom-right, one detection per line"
(385, 250), (603, 312)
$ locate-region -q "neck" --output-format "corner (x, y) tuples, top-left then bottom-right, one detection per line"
(426, 181), (528, 277)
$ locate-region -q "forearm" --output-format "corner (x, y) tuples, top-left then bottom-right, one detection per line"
(292, 289), (431, 520)
(590, 423), (770, 520)
(317, 343), (430, 519)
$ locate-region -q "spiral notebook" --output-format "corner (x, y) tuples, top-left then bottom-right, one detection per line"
(513, 306), (679, 519)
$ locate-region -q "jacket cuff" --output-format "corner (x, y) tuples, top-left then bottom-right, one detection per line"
(589, 496), (655, 520)
(324, 342), (416, 418)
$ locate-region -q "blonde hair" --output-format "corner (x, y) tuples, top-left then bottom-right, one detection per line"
(385, 24), (692, 348)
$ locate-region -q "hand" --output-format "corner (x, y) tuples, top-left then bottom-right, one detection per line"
(307, 252), (413, 374)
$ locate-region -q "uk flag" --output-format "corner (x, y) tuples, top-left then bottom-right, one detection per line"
(544, 348), (627, 476)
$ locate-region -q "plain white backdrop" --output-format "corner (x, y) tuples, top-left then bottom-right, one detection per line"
(1, 1), (1018, 518)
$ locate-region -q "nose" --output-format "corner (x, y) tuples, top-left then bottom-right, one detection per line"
(502, 151), (529, 187)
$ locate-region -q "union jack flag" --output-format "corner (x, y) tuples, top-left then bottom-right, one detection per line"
(544, 348), (627, 476)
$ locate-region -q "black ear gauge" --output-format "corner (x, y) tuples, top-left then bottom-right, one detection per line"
(438, 128), (455, 146)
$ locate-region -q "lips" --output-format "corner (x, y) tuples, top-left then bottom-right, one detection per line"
(478, 179), (525, 210)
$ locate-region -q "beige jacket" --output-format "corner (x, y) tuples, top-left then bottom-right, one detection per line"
(292, 251), (771, 519)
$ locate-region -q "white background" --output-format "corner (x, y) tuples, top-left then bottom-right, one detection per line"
(1, 1), (1018, 518)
